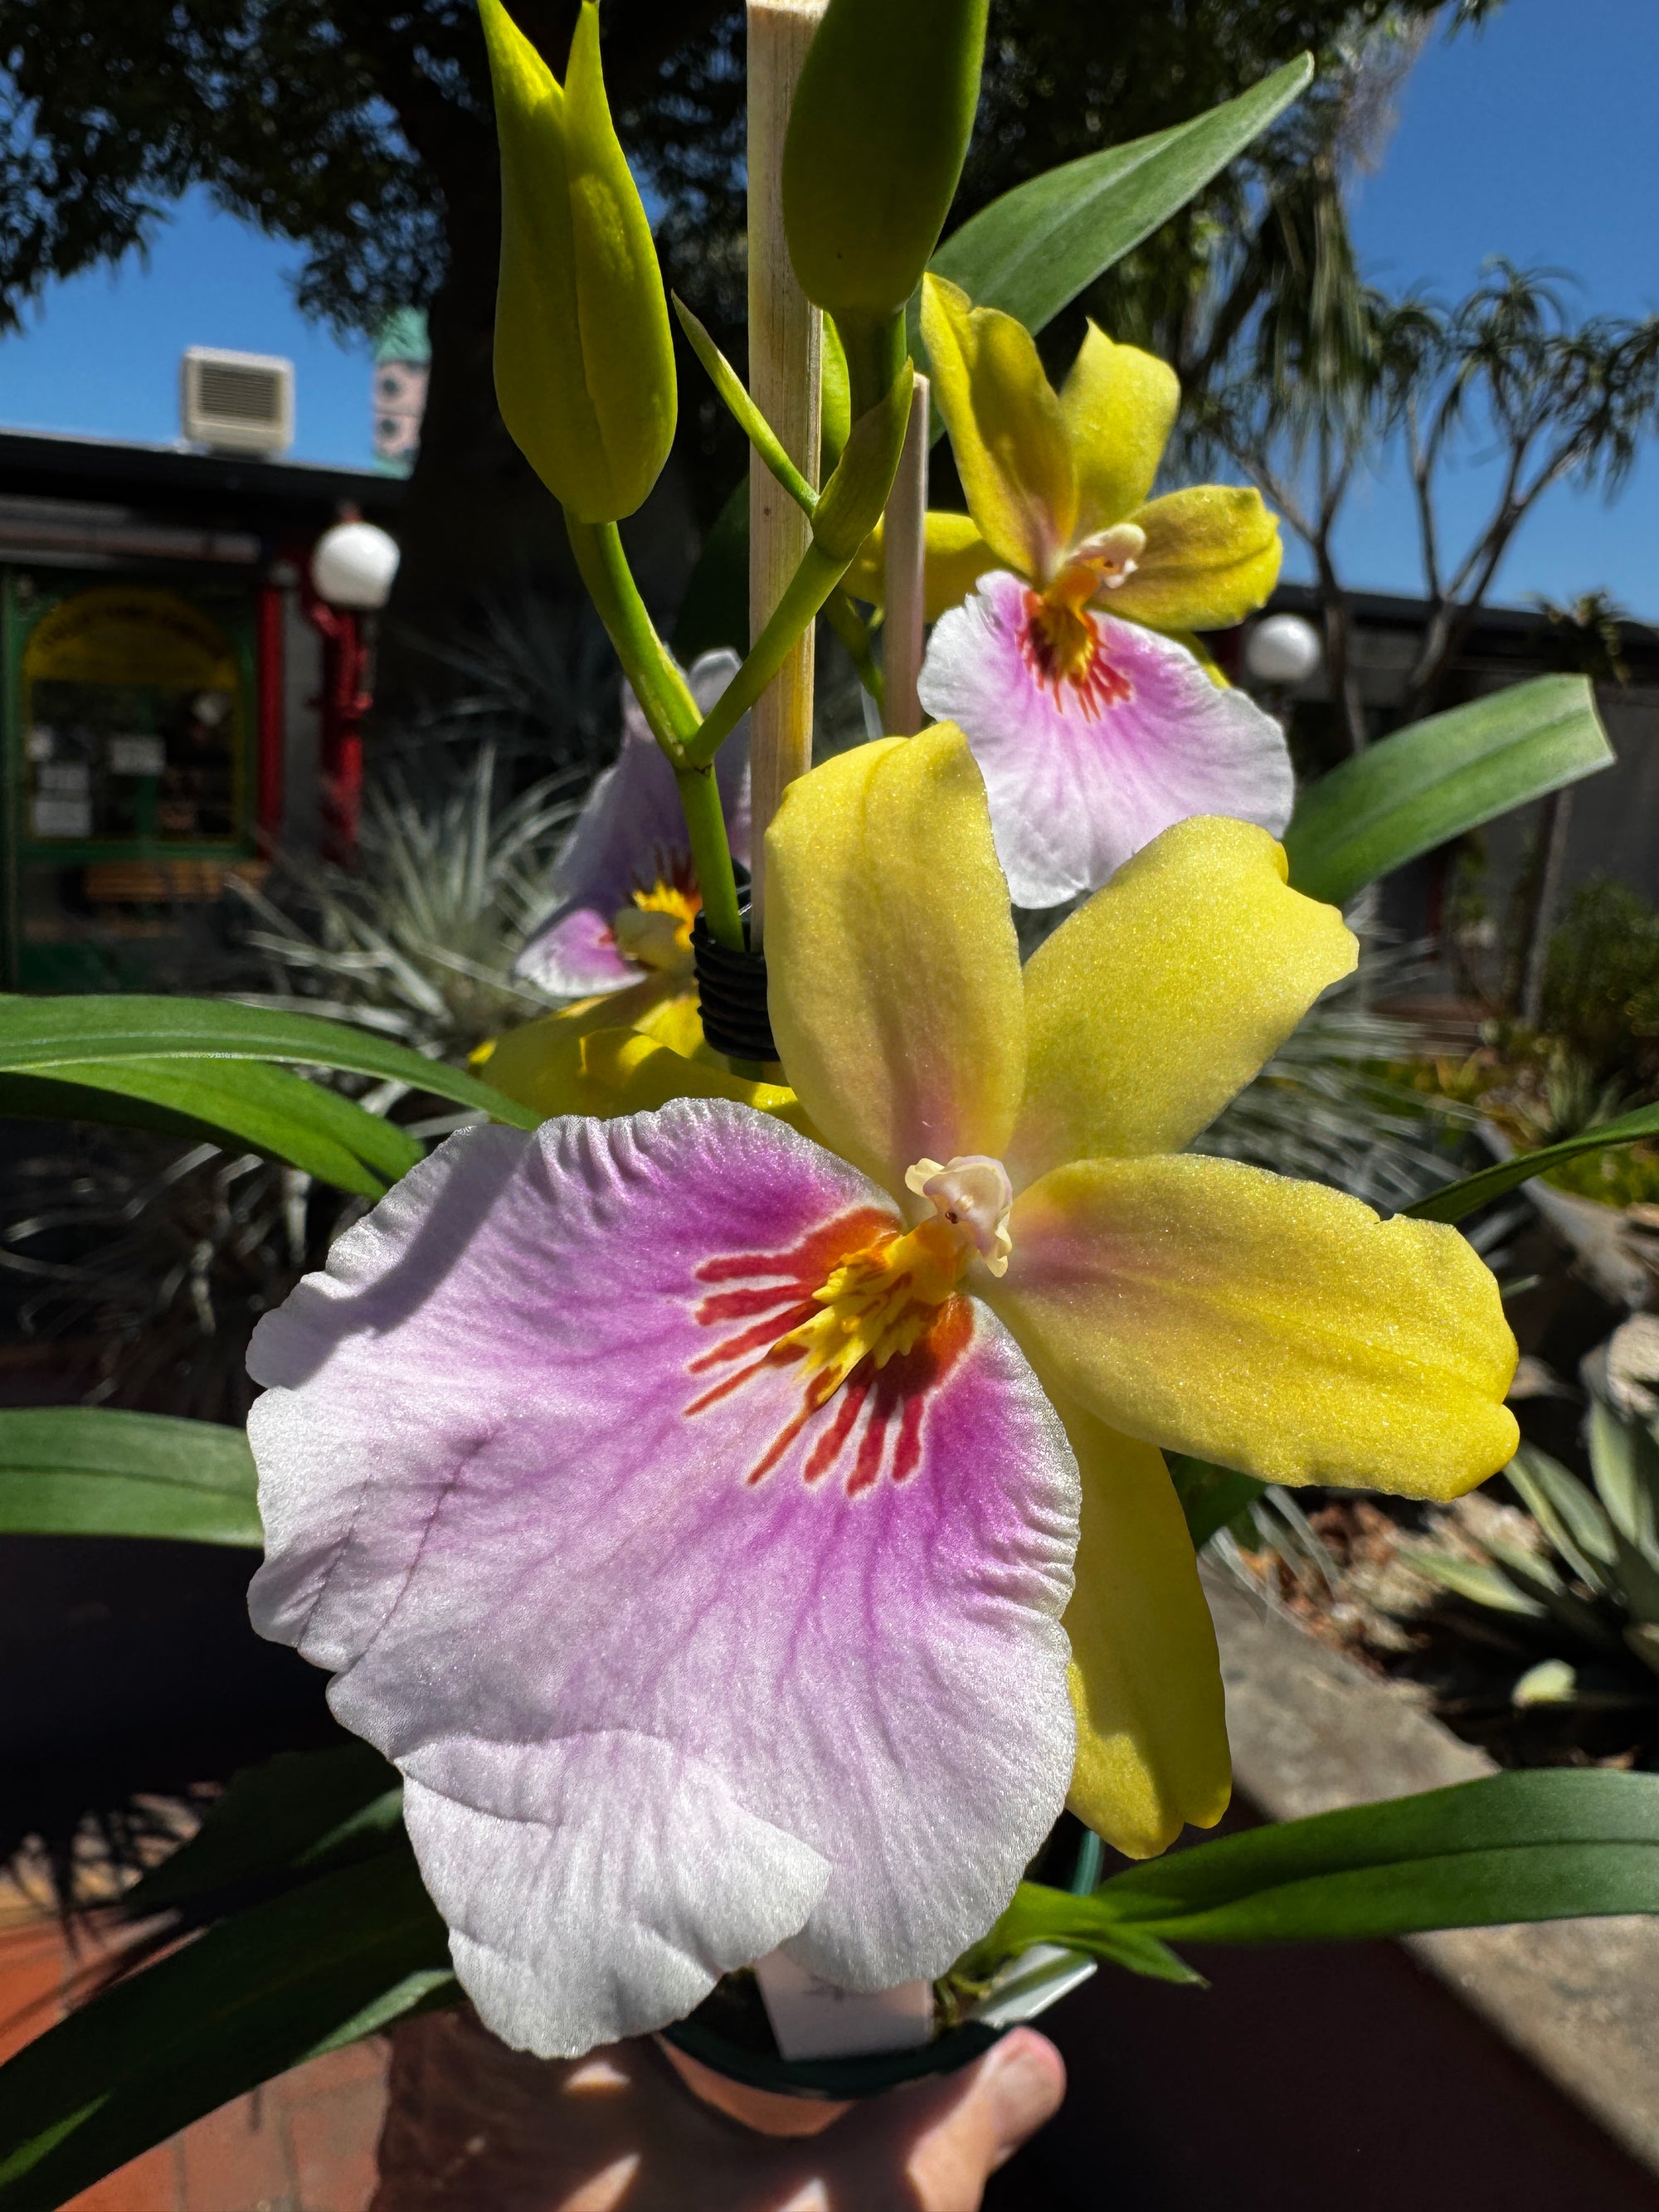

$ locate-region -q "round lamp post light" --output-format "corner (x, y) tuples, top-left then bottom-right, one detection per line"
(1243, 611), (1323, 688)
(312, 519), (401, 610)
(302, 515), (401, 863)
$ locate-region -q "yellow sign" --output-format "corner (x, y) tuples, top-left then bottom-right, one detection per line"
(22, 586), (239, 691)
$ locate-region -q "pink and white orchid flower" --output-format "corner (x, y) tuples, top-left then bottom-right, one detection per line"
(912, 275), (1294, 907)
(515, 649), (751, 996)
(247, 728), (1517, 2061)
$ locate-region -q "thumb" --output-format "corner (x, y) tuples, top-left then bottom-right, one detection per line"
(896, 2030), (1068, 2210)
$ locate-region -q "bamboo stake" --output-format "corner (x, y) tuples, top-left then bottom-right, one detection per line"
(746, 0), (825, 942)
(882, 372), (931, 735)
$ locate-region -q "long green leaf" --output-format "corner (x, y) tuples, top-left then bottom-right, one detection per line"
(674, 62), (1311, 659)
(1506, 1442), (1615, 1591)
(972, 1891), (1204, 1986)
(929, 56), (1311, 337)
(0, 995), (538, 1130)
(1406, 1101), (1659, 1223)
(1408, 1548), (1548, 1617)
(1285, 676), (1613, 910)
(1095, 1769), (1659, 1942)
(125, 1744), (403, 1917)
(0, 1407), (260, 1547)
(0, 1854), (454, 2212)
(0, 1072), (248, 1148)
(4, 1057), (421, 1198)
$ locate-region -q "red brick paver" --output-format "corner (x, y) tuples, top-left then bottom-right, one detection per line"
(0, 1916), (388, 2212)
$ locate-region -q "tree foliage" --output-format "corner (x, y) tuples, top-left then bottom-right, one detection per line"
(0, 0), (1503, 647)
(1202, 259), (1659, 751)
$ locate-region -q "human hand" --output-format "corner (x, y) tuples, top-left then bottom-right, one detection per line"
(372, 2005), (1066, 2212)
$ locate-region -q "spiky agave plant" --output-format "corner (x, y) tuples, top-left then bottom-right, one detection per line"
(233, 747), (583, 1060)
(1406, 1366), (1659, 1714)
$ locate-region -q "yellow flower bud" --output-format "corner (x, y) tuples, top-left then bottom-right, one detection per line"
(479, 0), (676, 523)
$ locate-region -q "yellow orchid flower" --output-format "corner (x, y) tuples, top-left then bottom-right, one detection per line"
(481, 722), (1517, 1860)
(759, 724), (1516, 1857)
(849, 273), (1281, 635)
(848, 278), (1297, 907)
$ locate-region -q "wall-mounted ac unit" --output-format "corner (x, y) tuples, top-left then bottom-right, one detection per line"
(180, 348), (294, 457)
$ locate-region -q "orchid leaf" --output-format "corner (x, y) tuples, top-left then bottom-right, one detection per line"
(982, 1775), (1659, 1976)
(0, 995), (538, 1131)
(974, 1889), (1204, 1986)
(1284, 676), (1613, 911)
(1406, 1101), (1659, 1225)
(0, 1056), (421, 1198)
(1089, 1769), (1659, 1943)
(125, 1744), (404, 1918)
(927, 56), (1311, 343)
(0, 1407), (260, 1547)
(0, 1853), (454, 2212)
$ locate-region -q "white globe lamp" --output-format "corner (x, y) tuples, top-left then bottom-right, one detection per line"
(1244, 611), (1322, 688)
(312, 519), (401, 611)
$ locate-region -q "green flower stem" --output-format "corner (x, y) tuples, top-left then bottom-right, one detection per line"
(673, 761), (746, 950)
(1070, 1830), (1104, 1897)
(565, 513), (746, 951)
(565, 515), (701, 750)
(835, 309), (909, 425)
(824, 588), (885, 712)
(684, 542), (849, 771)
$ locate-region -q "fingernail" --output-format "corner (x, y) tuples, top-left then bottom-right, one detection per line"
(985, 2030), (1066, 2158)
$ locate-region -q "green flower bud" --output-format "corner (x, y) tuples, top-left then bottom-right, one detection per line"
(782, 0), (988, 323)
(479, 0), (675, 523)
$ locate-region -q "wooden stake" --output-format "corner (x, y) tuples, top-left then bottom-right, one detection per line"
(746, 0), (825, 941)
(882, 372), (931, 736)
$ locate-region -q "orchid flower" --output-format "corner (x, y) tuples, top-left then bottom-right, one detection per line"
(515, 649), (751, 999)
(246, 727), (1517, 2061)
(861, 276), (1293, 906)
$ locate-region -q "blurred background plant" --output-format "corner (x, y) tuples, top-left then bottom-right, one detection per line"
(1198, 1315), (1659, 1777)
(233, 746), (575, 1060)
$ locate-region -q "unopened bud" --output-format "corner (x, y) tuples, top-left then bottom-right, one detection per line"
(782, 0), (988, 324)
(480, 0), (675, 522)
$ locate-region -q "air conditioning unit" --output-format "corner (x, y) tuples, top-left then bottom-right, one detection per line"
(180, 348), (294, 457)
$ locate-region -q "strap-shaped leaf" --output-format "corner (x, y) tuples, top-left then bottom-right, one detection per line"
(1101, 1768), (1659, 1940)
(0, 1407), (261, 1546)
(1408, 1548), (1549, 1618)
(126, 1743), (403, 1917)
(0, 996), (539, 1130)
(0, 1057), (421, 1198)
(928, 56), (1311, 339)
(1285, 675), (1613, 911)
(1508, 1441), (1615, 1592)
(1406, 1101), (1659, 1224)
(0, 1853), (454, 2212)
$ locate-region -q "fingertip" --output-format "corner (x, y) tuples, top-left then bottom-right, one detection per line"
(983, 2028), (1067, 2161)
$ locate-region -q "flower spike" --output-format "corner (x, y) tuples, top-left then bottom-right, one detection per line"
(480, 0), (675, 522)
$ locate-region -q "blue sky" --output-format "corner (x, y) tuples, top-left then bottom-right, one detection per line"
(1, 0), (1655, 612)
(1322, 0), (1659, 617)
